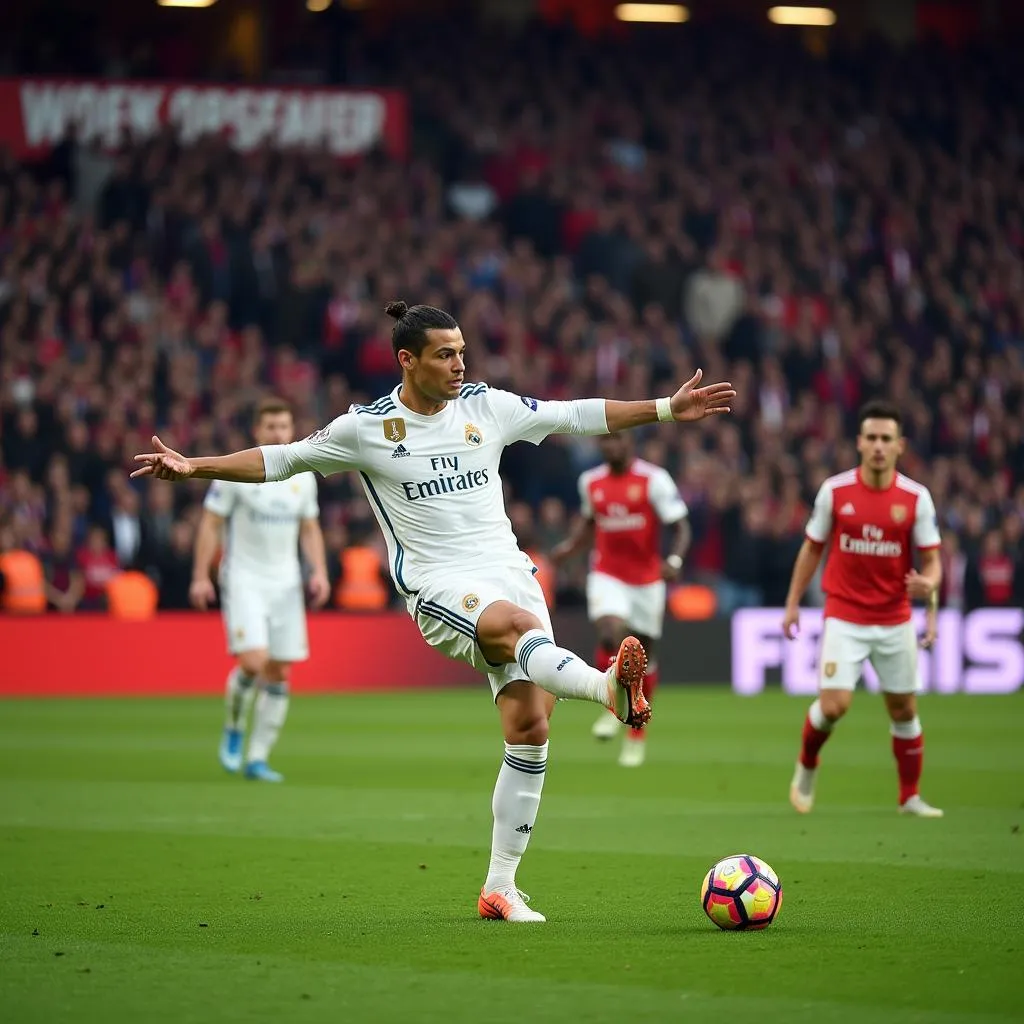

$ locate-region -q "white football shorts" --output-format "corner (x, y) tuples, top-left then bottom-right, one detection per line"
(586, 571), (667, 639)
(221, 574), (309, 663)
(408, 565), (553, 700)
(818, 617), (919, 694)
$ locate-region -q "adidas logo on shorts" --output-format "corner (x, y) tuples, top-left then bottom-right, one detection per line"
(391, 444), (411, 459)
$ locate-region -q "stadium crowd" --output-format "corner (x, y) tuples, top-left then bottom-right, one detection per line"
(1, 21), (1023, 614)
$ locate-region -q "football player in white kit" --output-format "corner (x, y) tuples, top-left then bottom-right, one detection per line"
(190, 397), (330, 783)
(133, 302), (735, 921)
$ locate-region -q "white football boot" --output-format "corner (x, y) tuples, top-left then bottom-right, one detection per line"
(592, 709), (622, 740)
(478, 886), (546, 923)
(789, 762), (817, 814)
(899, 795), (944, 818)
(618, 735), (647, 768)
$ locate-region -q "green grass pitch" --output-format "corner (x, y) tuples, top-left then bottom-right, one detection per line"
(1, 687), (1021, 1024)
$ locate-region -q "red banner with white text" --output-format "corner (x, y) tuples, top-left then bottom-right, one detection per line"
(0, 79), (408, 161)
(0, 613), (476, 698)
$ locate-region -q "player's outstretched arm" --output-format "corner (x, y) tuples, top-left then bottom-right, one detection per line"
(132, 436), (267, 483)
(605, 369), (735, 432)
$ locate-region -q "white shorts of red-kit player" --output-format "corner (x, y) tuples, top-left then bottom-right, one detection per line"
(818, 618), (921, 694)
(586, 571), (667, 639)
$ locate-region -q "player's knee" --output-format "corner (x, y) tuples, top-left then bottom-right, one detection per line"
(263, 660), (290, 685)
(885, 695), (916, 722)
(238, 651), (269, 677)
(818, 690), (852, 721)
(505, 712), (549, 747)
(508, 607), (545, 640)
(597, 618), (627, 649)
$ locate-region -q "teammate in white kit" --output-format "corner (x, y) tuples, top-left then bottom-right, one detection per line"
(189, 397), (330, 783)
(782, 400), (944, 817)
(132, 301), (735, 922)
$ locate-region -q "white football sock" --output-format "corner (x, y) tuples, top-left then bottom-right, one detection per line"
(808, 698), (833, 732)
(514, 630), (608, 704)
(225, 667), (256, 729)
(484, 742), (548, 893)
(890, 716), (922, 740)
(246, 683), (289, 764)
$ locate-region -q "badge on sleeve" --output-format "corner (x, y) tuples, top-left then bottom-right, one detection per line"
(521, 396), (538, 411)
(306, 425), (331, 445)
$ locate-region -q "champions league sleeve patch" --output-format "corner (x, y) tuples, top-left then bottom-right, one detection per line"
(521, 396), (539, 411)
(305, 425), (332, 445)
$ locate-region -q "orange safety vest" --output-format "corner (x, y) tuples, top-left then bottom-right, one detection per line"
(107, 571), (159, 621)
(0, 550), (46, 614)
(336, 546), (388, 611)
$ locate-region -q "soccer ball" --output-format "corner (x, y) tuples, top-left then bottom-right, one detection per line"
(700, 854), (783, 930)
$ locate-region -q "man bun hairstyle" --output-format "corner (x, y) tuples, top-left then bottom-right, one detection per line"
(386, 299), (458, 360)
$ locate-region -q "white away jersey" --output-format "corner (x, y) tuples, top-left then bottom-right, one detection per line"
(261, 383), (607, 597)
(203, 474), (319, 585)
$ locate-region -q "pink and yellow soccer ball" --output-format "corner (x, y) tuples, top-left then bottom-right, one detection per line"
(700, 854), (783, 931)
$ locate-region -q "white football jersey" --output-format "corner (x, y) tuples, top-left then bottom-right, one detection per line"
(203, 474), (319, 586)
(261, 384), (607, 598)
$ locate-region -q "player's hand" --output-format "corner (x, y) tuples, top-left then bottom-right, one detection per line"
(308, 571), (331, 609)
(669, 369), (736, 422)
(131, 436), (194, 481)
(189, 577), (216, 610)
(920, 616), (938, 650)
(905, 570), (935, 602)
(782, 606), (800, 640)
(661, 558), (682, 581)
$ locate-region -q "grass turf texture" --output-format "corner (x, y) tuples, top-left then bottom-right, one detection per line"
(0, 688), (1021, 1024)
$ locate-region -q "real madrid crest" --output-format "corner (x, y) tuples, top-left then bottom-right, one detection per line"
(823, 662), (837, 678)
(890, 504), (907, 524)
(464, 423), (483, 446)
(462, 593), (480, 612)
(383, 418), (407, 443)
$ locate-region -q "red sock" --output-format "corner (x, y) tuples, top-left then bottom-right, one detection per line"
(595, 644), (616, 670)
(892, 733), (924, 805)
(799, 714), (832, 769)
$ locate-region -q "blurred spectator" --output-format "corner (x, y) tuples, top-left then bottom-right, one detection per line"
(151, 519), (196, 611)
(42, 521), (84, 613)
(966, 528), (1017, 609)
(76, 525), (119, 611)
(0, 21), (1022, 614)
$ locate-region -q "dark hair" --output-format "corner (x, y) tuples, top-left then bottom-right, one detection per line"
(857, 399), (902, 432)
(254, 395), (292, 424)
(385, 300), (458, 360)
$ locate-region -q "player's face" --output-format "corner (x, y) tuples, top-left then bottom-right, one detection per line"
(857, 417), (905, 473)
(402, 328), (466, 402)
(254, 412), (295, 446)
(598, 433), (630, 468)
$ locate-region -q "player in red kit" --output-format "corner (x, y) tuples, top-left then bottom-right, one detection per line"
(552, 432), (690, 767)
(782, 400), (943, 817)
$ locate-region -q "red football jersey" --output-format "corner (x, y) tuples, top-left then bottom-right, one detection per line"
(806, 468), (941, 626)
(579, 459), (687, 586)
